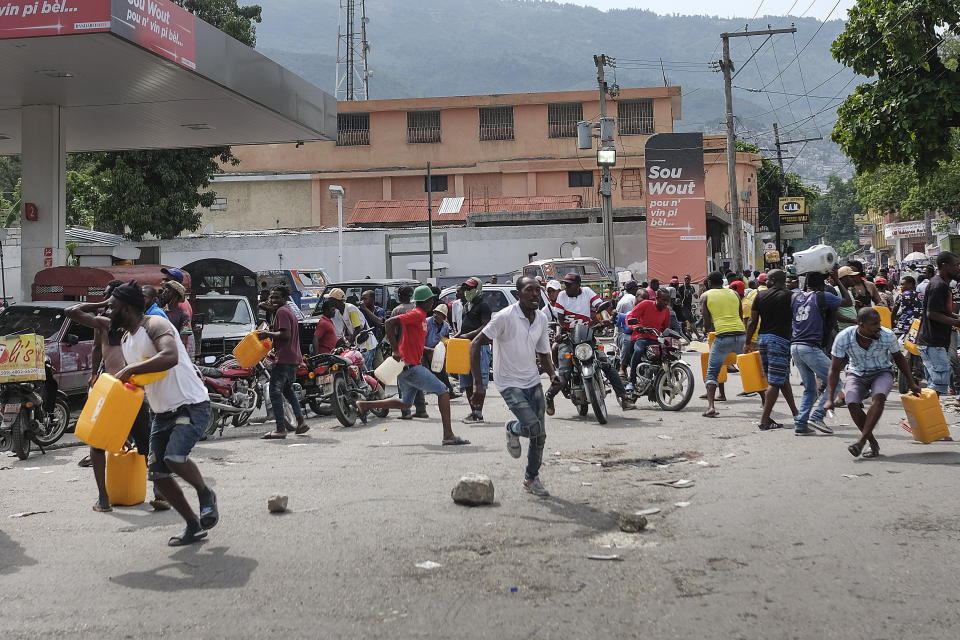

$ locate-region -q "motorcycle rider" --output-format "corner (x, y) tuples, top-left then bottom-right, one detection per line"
(615, 281), (639, 378)
(312, 298), (340, 355)
(626, 288), (672, 385)
(546, 273), (634, 415)
(258, 285), (310, 439)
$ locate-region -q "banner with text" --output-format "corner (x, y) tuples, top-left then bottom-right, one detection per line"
(110, 0), (196, 70)
(0, 0), (110, 38)
(644, 133), (707, 282)
(0, 334), (45, 383)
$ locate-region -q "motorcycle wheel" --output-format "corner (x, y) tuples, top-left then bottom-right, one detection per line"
(308, 398), (327, 416)
(332, 376), (358, 427)
(584, 375), (608, 424)
(232, 381), (258, 427)
(10, 412), (31, 460)
(35, 398), (70, 446)
(654, 363), (695, 411)
(204, 408), (221, 437)
(370, 386), (390, 418)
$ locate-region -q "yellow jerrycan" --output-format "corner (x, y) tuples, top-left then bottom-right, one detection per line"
(873, 305), (892, 330)
(736, 352), (769, 394)
(106, 447), (147, 506)
(445, 338), (472, 375)
(232, 331), (273, 368)
(700, 352), (727, 383)
(75, 374), (146, 453)
(901, 389), (951, 444)
(707, 332), (738, 366)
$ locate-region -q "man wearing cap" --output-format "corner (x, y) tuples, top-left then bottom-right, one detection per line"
(456, 277), (493, 424)
(161, 281), (191, 350)
(161, 267), (194, 357)
(143, 285), (168, 320)
(615, 281), (639, 377)
(258, 284), (310, 439)
(391, 285), (428, 419)
(357, 286), (470, 446)
(547, 273), (634, 414)
(543, 280), (562, 324)
(425, 303), (455, 395)
(107, 280), (218, 546)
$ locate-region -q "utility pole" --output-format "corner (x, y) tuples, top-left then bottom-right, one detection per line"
(427, 161), (434, 279)
(772, 123), (821, 253)
(720, 25), (796, 272)
(594, 54), (616, 273)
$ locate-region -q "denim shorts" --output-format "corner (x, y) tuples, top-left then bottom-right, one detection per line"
(706, 333), (745, 386)
(757, 334), (791, 386)
(459, 343), (492, 390)
(398, 364), (448, 405)
(148, 402), (211, 480)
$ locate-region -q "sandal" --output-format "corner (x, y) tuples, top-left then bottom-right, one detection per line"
(702, 410), (719, 418)
(78, 455), (93, 468)
(92, 502), (112, 513)
(861, 448), (880, 459)
(199, 489), (219, 530)
(261, 432), (286, 440)
(442, 436), (471, 446)
(168, 523), (208, 547)
(847, 442), (863, 457)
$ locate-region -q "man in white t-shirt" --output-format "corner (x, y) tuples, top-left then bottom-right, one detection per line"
(325, 289), (377, 359)
(470, 276), (561, 497)
(109, 280), (217, 547)
(615, 280), (639, 377)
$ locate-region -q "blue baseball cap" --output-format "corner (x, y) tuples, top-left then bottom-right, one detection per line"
(161, 267), (185, 283)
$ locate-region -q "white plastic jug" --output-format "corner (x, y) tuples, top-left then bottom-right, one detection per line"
(374, 356), (405, 386)
(793, 244), (837, 274)
(430, 341), (446, 373)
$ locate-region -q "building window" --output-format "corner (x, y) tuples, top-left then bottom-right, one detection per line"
(548, 102), (583, 138)
(210, 197), (228, 212)
(337, 113), (370, 146)
(424, 175), (448, 192)
(479, 106), (514, 141)
(617, 99), (655, 135)
(568, 171), (594, 188)
(407, 110), (441, 143)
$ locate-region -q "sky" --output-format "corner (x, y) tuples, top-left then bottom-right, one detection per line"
(568, 0), (856, 21)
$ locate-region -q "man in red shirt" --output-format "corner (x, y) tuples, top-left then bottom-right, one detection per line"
(258, 285), (309, 439)
(357, 285), (470, 446)
(312, 299), (340, 355)
(626, 289), (672, 384)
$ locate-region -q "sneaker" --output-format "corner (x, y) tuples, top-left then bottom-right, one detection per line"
(620, 397), (636, 411)
(505, 422), (521, 458)
(399, 410), (413, 420)
(462, 412), (485, 424)
(809, 418), (834, 435)
(758, 420), (783, 431)
(545, 394), (555, 416)
(795, 427), (816, 436)
(149, 497), (171, 511)
(523, 476), (550, 497)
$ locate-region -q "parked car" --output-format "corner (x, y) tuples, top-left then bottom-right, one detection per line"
(0, 302), (96, 396)
(438, 284), (551, 327)
(521, 257), (616, 299)
(257, 269), (332, 313)
(195, 294), (257, 362)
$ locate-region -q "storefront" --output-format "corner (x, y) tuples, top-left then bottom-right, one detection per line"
(883, 220), (928, 264)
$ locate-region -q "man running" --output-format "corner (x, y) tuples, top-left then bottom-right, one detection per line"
(470, 277), (560, 497)
(701, 271), (744, 418)
(825, 307), (921, 458)
(108, 281), (218, 546)
(357, 286), (470, 446)
(259, 285), (309, 439)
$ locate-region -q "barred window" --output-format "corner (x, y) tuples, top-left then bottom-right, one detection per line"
(407, 110), (441, 144)
(424, 175), (448, 192)
(337, 113), (370, 146)
(617, 99), (655, 135)
(568, 171), (594, 188)
(479, 106), (514, 141)
(210, 197), (228, 212)
(548, 102), (583, 138)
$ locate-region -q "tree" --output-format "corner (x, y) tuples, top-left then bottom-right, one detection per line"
(88, 1), (261, 239)
(831, 2), (960, 176)
(806, 176), (860, 252)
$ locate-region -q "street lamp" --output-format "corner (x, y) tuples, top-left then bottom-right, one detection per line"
(559, 240), (578, 257)
(597, 146), (617, 167)
(329, 185), (345, 281)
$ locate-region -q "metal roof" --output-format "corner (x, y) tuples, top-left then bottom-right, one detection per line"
(349, 195), (582, 225)
(64, 227), (126, 246)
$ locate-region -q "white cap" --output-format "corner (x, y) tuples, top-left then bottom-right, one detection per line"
(546, 280), (562, 291)
(434, 303), (448, 316)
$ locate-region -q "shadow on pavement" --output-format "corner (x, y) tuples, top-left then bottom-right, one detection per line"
(879, 451), (960, 466)
(526, 495), (617, 532)
(0, 531), (39, 575)
(110, 545), (257, 591)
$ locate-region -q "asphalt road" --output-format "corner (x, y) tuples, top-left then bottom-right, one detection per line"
(3, 353), (960, 639)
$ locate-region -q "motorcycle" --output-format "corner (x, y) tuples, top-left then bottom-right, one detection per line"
(620, 323), (695, 411)
(199, 355), (269, 438)
(305, 330), (388, 427)
(0, 360), (70, 460)
(556, 322), (610, 424)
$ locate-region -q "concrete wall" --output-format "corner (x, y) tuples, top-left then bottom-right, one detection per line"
(139, 221), (649, 283)
(1, 226), (22, 303)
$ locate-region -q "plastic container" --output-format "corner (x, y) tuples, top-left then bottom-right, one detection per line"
(374, 356), (405, 386)
(707, 332), (738, 366)
(430, 340), (447, 373)
(873, 305), (892, 330)
(736, 352), (769, 394)
(901, 389), (951, 443)
(700, 352), (727, 383)
(793, 244), (837, 274)
(232, 331), (273, 368)
(128, 370), (167, 386)
(106, 448), (147, 506)
(904, 318), (921, 356)
(445, 338), (472, 375)
(74, 374), (145, 453)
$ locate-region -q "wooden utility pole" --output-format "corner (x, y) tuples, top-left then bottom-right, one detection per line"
(720, 25), (796, 272)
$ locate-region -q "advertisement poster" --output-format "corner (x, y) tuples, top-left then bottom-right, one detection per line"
(644, 133), (707, 282)
(0, 0), (110, 38)
(778, 197), (809, 224)
(110, 0), (196, 70)
(0, 334), (45, 383)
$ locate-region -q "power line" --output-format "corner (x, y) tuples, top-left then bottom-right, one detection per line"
(759, 0), (843, 92)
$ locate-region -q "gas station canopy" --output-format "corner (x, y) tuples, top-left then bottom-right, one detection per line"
(0, 0), (336, 154)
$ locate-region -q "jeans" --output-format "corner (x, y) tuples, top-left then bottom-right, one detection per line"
(791, 343), (832, 431)
(501, 385), (546, 481)
(616, 333), (633, 371)
(629, 338), (657, 384)
(269, 363), (304, 432)
(706, 333), (746, 386)
(459, 344), (492, 391)
(918, 345), (951, 394)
